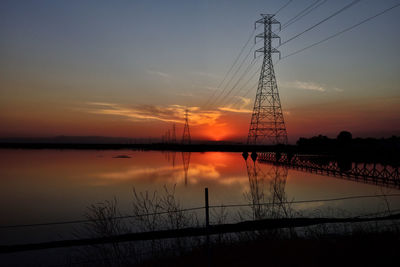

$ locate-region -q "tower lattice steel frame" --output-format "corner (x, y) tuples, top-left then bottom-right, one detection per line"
(247, 14), (288, 145)
(182, 109), (191, 144)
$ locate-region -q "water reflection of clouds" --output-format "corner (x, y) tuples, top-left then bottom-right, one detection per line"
(93, 163), (247, 187)
(94, 165), (182, 185)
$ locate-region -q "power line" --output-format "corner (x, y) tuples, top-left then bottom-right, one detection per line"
(231, 73), (261, 108)
(212, 0), (335, 110)
(209, 193), (400, 209)
(280, 0), (362, 47)
(219, 1), (326, 109)
(205, 0), (362, 110)
(204, 0), (321, 110)
(275, 0), (293, 16)
(282, 0), (322, 27)
(202, 26), (259, 108)
(231, 58), (280, 109)
(226, 66), (261, 108)
(218, 56), (262, 107)
(0, 207), (205, 229)
(282, 0), (328, 30)
(206, 41), (259, 108)
(2, 193), (399, 229)
(203, 0), (294, 109)
(3, 212), (400, 254)
(281, 2), (400, 60)
(230, 83), (258, 109)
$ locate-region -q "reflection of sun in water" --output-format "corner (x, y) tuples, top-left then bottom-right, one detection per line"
(201, 152), (230, 165)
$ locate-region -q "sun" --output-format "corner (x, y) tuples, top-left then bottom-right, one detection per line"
(203, 125), (231, 141)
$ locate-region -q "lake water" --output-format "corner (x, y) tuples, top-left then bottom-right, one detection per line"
(1, 149), (400, 247)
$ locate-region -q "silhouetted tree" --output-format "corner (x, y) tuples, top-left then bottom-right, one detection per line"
(337, 131), (352, 148)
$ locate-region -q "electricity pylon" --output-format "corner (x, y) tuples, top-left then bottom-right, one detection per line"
(247, 14), (288, 145)
(182, 109), (191, 144)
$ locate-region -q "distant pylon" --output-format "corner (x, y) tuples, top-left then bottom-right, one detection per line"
(182, 109), (191, 144)
(247, 14), (288, 145)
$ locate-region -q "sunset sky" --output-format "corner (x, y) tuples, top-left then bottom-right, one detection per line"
(1, 0), (399, 143)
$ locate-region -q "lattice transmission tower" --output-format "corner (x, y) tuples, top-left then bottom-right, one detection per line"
(247, 14), (288, 145)
(182, 109), (191, 144)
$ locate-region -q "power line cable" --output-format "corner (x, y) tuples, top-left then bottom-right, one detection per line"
(279, 0), (362, 47)
(232, 73), (261, 108)
(1, 193), (399, 229)
(231, 58), (280, 109)
(218, 56), (262, 107)
(206, 41), (259, 108)
(212, 0), (330, 109)
(202, 26), (259, 108)
(0, 207), (205, 229)
(205, 0), (358, 110)
(281, 2), (400, 60)
(222, 1), (325, 109)
(204, 0), (324, 109)
(204, 0), (294, 109)
(275, 0), (293, 16)
(224, 66), (261, 108)
(208, 193), (400, 209)
(282, 0), (322, 26)
(282, 0), (328, 30)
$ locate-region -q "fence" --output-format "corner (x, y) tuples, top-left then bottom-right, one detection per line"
(1, 190), (400, 254)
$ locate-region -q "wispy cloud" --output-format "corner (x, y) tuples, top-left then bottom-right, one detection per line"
(203, 86), (219, 91)
(219, 106), (252, 113)
(146, 70), (170, 79)
(191, 71), (220, 79)
(293, 81), (325, 92)
(334, 87), (344, 92)
(282, 81), (325, 92)
(175, 92), (195, 97)
(82, 102), (221, 126)
(218, 97), (252, 113)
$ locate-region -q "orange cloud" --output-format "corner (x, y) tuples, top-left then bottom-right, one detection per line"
(81, 102), (222, 126)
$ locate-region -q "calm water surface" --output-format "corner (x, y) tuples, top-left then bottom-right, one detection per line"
(1, 149), (399, 245)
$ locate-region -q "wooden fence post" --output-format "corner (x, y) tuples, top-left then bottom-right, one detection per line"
(205, 188), (211, 266)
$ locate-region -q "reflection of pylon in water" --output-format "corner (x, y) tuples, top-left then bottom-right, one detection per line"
(268, 164), (288, 218)
(182, 109), (191, 145)
(243, 154), (288, 219)
(182, 152), (191, 186)
(165, 151), (177, 168)
(171, 151), (176, 168)
(244, 155), (266, 220)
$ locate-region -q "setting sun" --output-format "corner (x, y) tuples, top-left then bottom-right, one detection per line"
(201, 124), (232, 141)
